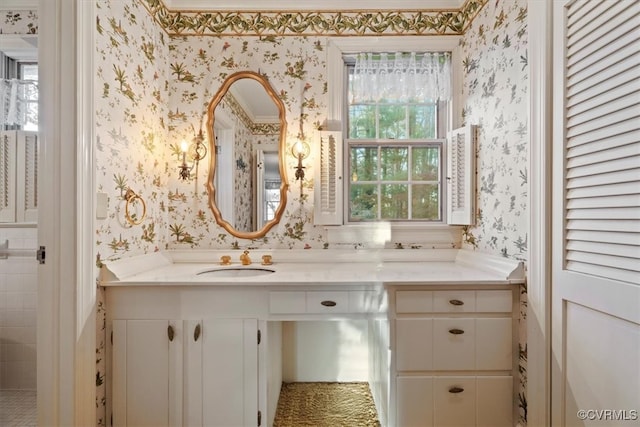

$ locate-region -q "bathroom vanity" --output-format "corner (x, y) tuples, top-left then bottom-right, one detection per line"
(101, 249), (524, 427)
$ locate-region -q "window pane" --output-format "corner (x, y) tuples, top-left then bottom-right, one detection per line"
(412, 184), (440, 220)
(349, 105), (376, 139)
(378, 105), (407, 139)
(409, 105), (436, 138)
(350, 147), (378, 181)
(381, 147), (408, 181)
(381, 184), (408, 219)
(350, 184), (378, 220)
(412, 146), (440, 180)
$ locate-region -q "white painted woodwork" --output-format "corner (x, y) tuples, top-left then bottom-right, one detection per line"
(202, 319), (259, 427)
(475, 318), (512, 371)
(269, 291), (306, 314)
(391, 286), (517, 426)
(0, 131), (38, 223)
(434, 376), (476, 427)
(552, 0), (640, 425)
(395, 376), (513, 427)
(112, 320), (177, 427)
(433, 290), (476, 312)
(396, 290), (433, 313)
(305, 290), (349, 313)
(396, 376), (435, 427)
(314, 130), (343, 225)
(447, 124), (477, 225)
(368, 318), (390, 427)
(184, 320), (203, 427)
(475, 290), (513, 312)
(396, 318), (434, 371)
(476, 376), (513, 427)
(433, 319), (475, 370)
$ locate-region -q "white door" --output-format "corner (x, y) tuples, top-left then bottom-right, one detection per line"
(551, 1), (640, 425)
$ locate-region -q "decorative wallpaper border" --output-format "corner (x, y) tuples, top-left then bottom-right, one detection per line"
(139, 0), (488, 36)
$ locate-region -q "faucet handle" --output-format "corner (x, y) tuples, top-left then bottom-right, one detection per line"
(220, 255), (231, 265)
(261, 254), (273, 265)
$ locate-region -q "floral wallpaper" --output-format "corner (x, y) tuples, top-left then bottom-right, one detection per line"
(0, 10), (37, 34)
(459, 0), (529, 424)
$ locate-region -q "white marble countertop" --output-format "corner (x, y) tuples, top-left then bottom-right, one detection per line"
(100, 249), (525, 287)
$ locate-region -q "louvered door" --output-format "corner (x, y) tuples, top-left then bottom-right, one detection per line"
(447, 124), (476, 225)
(551, 0), (640, 424)
(314, 131), (343, 225)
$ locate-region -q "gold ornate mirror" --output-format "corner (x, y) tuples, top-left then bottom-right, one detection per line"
(206, 71), (289, 239)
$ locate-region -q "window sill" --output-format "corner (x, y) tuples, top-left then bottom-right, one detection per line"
(324, 223), (462, 249)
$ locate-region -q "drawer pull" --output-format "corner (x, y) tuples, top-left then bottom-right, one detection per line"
(449, 299), (464, 306)
(449, 386), (464, 394)
(167, 325), (175, 342)
(449, 328), (465, 335)
(194, 324), (202, 342)
(321, 300), (337, 307)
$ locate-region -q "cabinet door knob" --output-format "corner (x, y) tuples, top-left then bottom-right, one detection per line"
(449, 386), (464, 394)
(321, 300), (337, 307)
(449, 299), (464, 306)
(194, 323), (202, 342)
(449, 328), (465, 335)
(167, 325), (175, 342)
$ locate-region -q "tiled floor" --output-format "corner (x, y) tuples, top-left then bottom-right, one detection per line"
(0, 390), (37, 427)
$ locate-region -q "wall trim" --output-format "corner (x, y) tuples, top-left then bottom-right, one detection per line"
(526, 0), (552, 425)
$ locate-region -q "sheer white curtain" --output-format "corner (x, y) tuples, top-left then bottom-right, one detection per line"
(0, 78), (38, 127)
(351, 52), (451, 103)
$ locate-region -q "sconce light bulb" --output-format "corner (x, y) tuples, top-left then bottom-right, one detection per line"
(180, 140), (189, 153)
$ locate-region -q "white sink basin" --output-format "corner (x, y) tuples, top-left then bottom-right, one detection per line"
(196, 267), (276, 278)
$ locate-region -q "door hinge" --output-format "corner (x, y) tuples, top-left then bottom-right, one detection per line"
(36, 246), (46, 264)
(257, 329), (261, 345)
(258, 410), (262, 426)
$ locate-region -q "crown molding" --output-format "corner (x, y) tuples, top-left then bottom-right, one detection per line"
(140, 0), (487, 36)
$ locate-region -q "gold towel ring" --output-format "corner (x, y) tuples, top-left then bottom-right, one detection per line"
(124, 188), (147, 226)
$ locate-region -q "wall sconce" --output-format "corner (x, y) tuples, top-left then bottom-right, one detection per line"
(291, 138), (310, 181)
(178, 129), (207, 181)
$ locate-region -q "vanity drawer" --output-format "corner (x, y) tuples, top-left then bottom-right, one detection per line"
(396, 290), (513, 314)
(306, 291), (350, 314)
(269, 292), (306, 314)
(396, 318), (512, 371)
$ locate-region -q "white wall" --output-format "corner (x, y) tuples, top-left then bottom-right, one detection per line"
(282, 320), (369, 382)
(0, 226), (37, 389)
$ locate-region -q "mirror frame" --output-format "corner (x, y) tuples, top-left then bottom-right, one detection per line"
(206, 70), (289, 239)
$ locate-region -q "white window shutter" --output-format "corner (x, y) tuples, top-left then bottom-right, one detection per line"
(0, 131), (17, 223)
(447, 124), (476, 225)
(314, 130), (343, 225)
(563, 0), (640, 284)
(16, 131), (38, 223)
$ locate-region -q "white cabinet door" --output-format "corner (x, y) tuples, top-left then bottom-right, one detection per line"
(112, 319), (182, 427)
(200, 318), (259, 427)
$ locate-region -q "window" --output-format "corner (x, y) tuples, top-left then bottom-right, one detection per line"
(345, 55), (450, 223)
